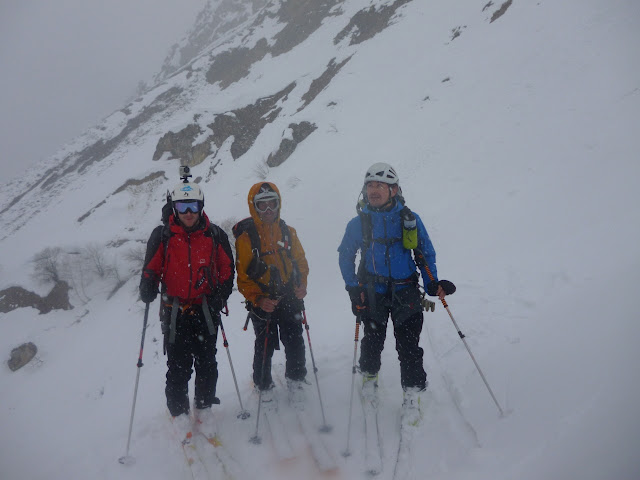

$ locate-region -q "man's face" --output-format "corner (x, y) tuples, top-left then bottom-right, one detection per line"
(366, 181), (397, 208)
(255, 198), (279, 224)
(178, 210), (200, 228)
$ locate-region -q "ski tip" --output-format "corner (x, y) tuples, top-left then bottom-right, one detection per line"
(118, 455), (136, 466)
(321, 466), (340, 476)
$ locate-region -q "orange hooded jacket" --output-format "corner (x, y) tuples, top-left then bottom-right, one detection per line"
(235, 182), (309, 305)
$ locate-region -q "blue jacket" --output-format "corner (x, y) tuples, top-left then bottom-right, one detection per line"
(338, 201), (438, 294)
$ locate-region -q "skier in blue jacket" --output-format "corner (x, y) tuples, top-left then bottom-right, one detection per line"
(338, 163), (452, 419)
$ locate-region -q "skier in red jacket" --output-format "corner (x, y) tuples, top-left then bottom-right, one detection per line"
(139, 179), (234, 441)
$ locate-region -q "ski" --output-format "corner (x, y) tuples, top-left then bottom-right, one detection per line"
(195, 432), (243, 480)
(263, 401), (297, 462)
(168, 414), (211, 480)
(361, 390), (383, 476)
(181, 438), (212, 480)
(274, 374), (339, 475)
(295, 410), (339, 474)
(391, 413), (419, 480)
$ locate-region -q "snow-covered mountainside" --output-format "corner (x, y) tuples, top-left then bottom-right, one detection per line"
(1, 1), (639, 479)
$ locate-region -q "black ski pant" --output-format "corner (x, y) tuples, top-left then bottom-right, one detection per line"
(359, 286), (427, 391)
(251, 297), (307, 390)
(165, 306), (218, 416)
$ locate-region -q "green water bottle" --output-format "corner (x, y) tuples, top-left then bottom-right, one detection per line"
(402, 208), (418, 250)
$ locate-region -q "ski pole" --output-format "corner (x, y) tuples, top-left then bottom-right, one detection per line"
(218, 314), (250, 420)
(119, 302), (150, 466)
(301, 309), (331, 432)
(417, 253), (504, 416)
(250, 313), (271, 444)
(342, 315), (362, 457)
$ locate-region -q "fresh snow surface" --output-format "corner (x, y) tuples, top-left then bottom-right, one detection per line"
(1, 1), (639, 479)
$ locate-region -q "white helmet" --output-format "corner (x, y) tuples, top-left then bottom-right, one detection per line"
(364, 162), (399, 185)
(171, 182), (204, 203)
(253, 184), (280, 204)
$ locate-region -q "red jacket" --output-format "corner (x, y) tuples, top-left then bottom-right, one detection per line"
(142, 213), (234, 302)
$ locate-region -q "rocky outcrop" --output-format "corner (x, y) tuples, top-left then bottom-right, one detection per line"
(269, 0), (343, 57)
(153, 124), (212, 166)
(334, 0), (413, 46)
(0, 281), (73, 314)
(8, 342), (38, 371)
(267, 122), (317, 167)
(490, 0), (512, 23)
(153, 82), (297, 165)
(299, 56), (352, 112)
(206, 38), (270, 89)
(206, 0), (343, 89)
(155, 0), (270, 83)
(210, 82), (297, 159)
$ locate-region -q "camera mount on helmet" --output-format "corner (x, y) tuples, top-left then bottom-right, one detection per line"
(179, 165), (192, 183)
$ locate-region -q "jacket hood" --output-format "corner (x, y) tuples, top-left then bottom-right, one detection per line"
(247, 182), (281, 225)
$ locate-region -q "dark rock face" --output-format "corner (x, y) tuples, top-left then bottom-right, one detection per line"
(153, 82), (297, 165)
(155, 0), (270, 83)
(153, 124), (210, 165)
(8, 342), (38, 371)
(299, 56), (352, 112)
(206, 38), (270, 89)
(490, 0), (512, 23)
(0, 281), (73, 314)
(209, 82), (297, 159)
(334, 0), (413, 45)
(206, 0), (344, 89)
(269, 0), (343, 57)
(267, 122), (317, 167)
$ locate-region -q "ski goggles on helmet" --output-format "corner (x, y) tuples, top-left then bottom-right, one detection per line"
(254, 198), (279, 214)
(174, 200), (202, 214)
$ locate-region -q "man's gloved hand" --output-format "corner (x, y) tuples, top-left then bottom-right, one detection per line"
(207, 294), (225, 313)
(422, 297), (436, 312)
(139, 277), (158, 304)
(347, 286), (368, 316)
(426, 279), (456, 298)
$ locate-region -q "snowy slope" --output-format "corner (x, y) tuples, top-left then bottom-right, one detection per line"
(1, 1), (640, 479)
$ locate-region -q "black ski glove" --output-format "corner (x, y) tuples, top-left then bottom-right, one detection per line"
(206, 294), (225, 313)
(139, 276), (158, 304)
(347, 286), (368, 316)
(426, 279), (456, 297)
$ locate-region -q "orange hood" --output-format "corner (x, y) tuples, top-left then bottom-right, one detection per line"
(247, 182), (281, 225)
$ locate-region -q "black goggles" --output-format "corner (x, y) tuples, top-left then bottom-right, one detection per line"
(174, 201), (202, 214)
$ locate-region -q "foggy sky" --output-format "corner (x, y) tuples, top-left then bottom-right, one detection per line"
(0, 0), (207, 183)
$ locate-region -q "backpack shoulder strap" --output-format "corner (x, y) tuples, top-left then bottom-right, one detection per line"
(232, 217), (261, 254)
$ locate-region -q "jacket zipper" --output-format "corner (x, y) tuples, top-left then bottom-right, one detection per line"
(187, 233), (192, 299)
